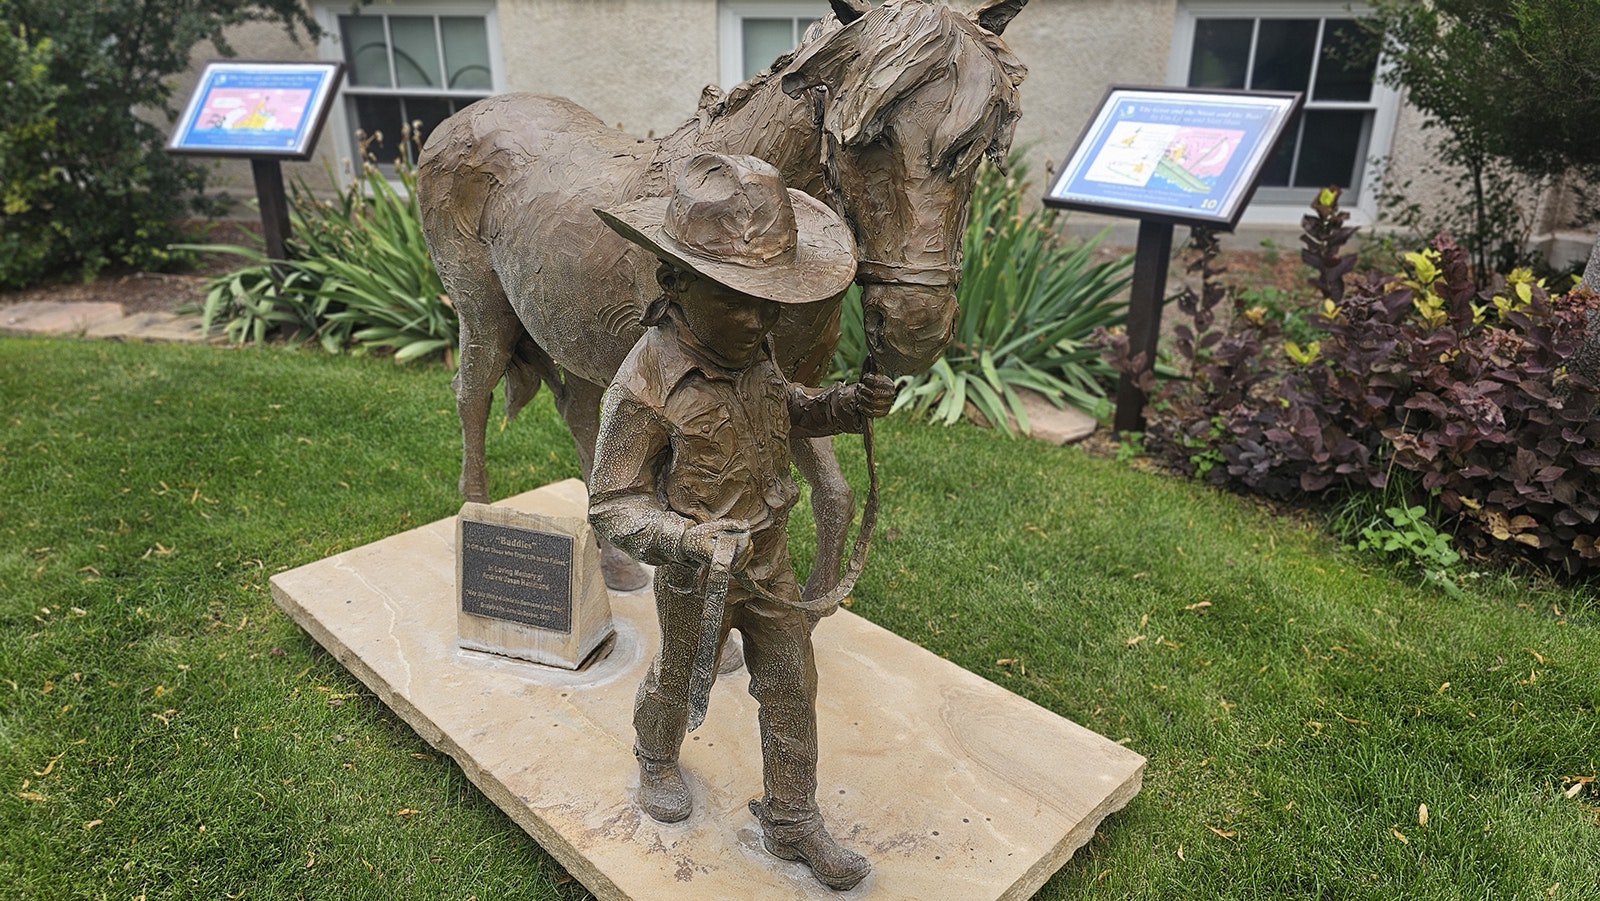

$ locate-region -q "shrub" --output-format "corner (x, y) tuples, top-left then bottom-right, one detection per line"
(185, 127), (456, 364)
(0, 1), (317, 288)
(1365, 1), (1600, 281)
(833, 158), (1134, 433)
(1110, 187), (1600, 577)
(0, 26), (63, 287)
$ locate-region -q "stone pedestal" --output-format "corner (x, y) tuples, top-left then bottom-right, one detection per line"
(269, 479), (1144, 900)
(456, 501), (614, 669)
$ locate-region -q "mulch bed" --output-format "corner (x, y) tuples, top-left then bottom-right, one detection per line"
(0, 221), (260, 315)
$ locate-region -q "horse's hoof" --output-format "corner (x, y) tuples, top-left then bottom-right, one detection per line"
(601, 545), (650, 592)
(716, 632), (745, 676)
(459, 478), (488, 505)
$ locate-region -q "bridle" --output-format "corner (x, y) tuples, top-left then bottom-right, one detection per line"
(808, 88), (964, 291)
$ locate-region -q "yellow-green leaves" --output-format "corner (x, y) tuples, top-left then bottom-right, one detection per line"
(1284, 340), (1321, 365)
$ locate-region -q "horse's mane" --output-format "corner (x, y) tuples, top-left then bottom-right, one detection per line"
(673, 0), (1026, 168)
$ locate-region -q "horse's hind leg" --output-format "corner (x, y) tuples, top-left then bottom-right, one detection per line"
(793, 435), (856, 600)
(446, 258), (523, 503)
(552, 375), (652, 592)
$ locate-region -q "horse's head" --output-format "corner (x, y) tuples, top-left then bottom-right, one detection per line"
(783, 0), (1029, 376)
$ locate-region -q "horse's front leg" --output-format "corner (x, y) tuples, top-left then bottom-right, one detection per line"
(554, 375), (652, 593)
(793, 435), (855, 600)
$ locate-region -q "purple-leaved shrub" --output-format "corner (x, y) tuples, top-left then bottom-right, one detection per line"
(1105, 187), (1600, 576)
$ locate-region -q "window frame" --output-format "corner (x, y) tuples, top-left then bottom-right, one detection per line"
(718, 1), (830, 90)
(1169, 0), (1399, 224)
(314, 0), (505, 175)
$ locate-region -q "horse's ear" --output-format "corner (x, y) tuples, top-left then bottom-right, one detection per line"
(968, 0), (1028, 35)
(829, 0), (870, 25)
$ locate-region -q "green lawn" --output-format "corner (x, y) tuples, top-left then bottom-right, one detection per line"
(2, 337), (1595, 900)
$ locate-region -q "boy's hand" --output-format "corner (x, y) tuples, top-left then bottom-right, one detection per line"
(854, 373), (897, 419)
(684, 520), (753, 572)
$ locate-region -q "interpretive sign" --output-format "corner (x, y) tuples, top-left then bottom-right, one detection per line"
(1045, 86), (1301, 230)
(1043, 85), (1301, 433)
(166, 60), (343, 160)
(460, 519), (574, 633)
(456, 502), (614, 670)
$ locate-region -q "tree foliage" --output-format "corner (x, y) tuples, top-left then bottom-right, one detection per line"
(1368, 0), (1600, 279)
(0, 0), (318, 289)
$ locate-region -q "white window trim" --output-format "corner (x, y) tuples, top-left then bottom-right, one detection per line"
(313, 0), (505, 176)
(718, 1), (830, 90)
(1169, 1), (1400, 226)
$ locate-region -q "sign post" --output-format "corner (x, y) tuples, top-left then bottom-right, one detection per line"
(1044, 86), (1302, 432)
(167, 60), (344, 263)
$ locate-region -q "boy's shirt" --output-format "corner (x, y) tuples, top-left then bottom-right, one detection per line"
(590, 312), (867, 599)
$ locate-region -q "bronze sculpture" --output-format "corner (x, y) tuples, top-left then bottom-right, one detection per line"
(417, 0), (1030, 592)
(589, 153), (895, 891)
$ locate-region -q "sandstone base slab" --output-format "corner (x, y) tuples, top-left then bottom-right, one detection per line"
(270, 479), (1144, 901)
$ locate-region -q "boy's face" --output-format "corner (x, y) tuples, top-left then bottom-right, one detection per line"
(678, 273), (783, 368)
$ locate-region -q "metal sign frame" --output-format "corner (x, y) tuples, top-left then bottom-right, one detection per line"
(166, 60), (344, 161)
(1044, 85), (1302, 231)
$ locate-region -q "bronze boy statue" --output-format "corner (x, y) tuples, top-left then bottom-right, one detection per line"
(590, 153), (894, 891)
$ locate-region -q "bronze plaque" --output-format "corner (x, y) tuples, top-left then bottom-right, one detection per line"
(459, 519), (573, 633)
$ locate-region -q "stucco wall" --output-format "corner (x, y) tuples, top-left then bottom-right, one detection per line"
(499, 0), (716, 139)
(1003, 0), (1177, 188)
(179, 0), (1588, 256)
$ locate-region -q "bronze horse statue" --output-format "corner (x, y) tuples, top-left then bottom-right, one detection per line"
(417, 0), (1030, 590)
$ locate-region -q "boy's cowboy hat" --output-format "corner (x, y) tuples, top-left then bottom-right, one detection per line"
(596, 153), (856, 305)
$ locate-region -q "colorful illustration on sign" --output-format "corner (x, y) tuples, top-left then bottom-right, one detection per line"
(169, 63), (340, 157)
(1084, 123), (1242, 193)
(194, 87), (313, 137)
(1047, 89), (1299, 226)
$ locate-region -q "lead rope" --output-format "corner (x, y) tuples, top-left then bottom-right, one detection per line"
(786, 88), (879, 617)
(790, 355), (880, 617)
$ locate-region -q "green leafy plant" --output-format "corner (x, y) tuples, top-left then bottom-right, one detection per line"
(0, 0), (317, 288)
(1358, 502), (1465, 595)
(301, 134), (454, 363)
(191, 251), (326, 346)
(0, 26), (64, 287)
(183, 126), (455, 363)
(1358, 504), (1461, 569)
(834, 158), (1134, 433)
(1112, 431), (1145, 464)
(1365, 0), (1600, 282)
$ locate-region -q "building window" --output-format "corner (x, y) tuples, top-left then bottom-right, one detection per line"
(719, 2), (827, 89)
(319, 3), (501, 167)
(1171, 3), (1399, 217)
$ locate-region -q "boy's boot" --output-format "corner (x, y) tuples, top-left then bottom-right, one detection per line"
(749, 799), (871, 891)
(637, 756), (691, 823)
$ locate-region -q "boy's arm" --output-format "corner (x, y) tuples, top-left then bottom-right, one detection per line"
(588, 388), (693, 567)
(788, 373), (897, 438)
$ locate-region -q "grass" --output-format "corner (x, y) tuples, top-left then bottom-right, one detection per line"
(2, 337), (1596, 900)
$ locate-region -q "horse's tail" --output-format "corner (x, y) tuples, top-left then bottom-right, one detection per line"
(504, 333), (557, 422)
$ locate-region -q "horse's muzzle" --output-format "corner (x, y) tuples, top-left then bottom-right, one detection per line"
(859, 282), (958, 376)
